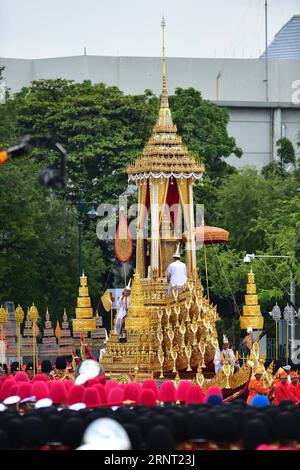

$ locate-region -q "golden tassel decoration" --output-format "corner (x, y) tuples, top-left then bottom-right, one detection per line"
(15, 305), (24, 371)
(29, 303), (39, 377)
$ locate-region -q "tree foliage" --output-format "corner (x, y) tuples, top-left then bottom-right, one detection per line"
(170, 87), (242, 179)
(0, 158), (78, 321)
(276, 137), (296, 167)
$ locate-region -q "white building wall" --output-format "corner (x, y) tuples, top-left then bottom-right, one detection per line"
(0, 56), (299, 169)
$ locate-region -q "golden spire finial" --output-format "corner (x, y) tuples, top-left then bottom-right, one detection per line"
(160, 16), (169, 110)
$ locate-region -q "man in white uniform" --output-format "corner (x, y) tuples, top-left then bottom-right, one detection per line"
(214, 335), (237, 374)
(166, 245), (187, 294)
(115, 280), (131, 342)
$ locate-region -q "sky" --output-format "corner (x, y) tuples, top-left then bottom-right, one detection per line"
(0, 0), (299, 59)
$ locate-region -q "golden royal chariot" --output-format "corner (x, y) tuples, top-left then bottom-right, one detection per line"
(100, 23), (268, 399)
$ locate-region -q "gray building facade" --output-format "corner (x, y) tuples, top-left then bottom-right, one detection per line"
(1, 55), (299, 169)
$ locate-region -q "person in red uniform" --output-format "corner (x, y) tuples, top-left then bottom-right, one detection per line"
(51, 357), (75, 381)
(273, 371), (290, 405)
(246, 366), (270, 405)
(288, 371), (300, 404)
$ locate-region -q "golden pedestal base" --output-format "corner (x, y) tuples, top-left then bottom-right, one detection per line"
(101, 273), (220, 379)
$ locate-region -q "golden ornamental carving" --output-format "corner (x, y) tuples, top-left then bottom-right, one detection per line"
(29, 303), (39, 323)
(185, 345), (192, 371)
(15, 305), (24, 324)
(0, 306), (7, 324)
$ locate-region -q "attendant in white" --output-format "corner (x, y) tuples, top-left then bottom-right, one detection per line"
(214, 336), (236, 374)
(283, 364), (292, 383)
(166, 245), (187, 294)
(115, 281), (131, 341)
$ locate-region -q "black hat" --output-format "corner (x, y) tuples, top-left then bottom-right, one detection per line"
(146, 425), (176, 450)
(45, 414), (63, 444)
(228, 408), (246, 435)
(164, 410), (189, 443)
(115, 409), (136, 424)
(279, 400), (294, 410)
(26, 362), (34, 372)
(10, 362), (20, 373)
(243, 419), (270, 450)
(274, 411), (299, 444)
(21, 417), (47, 449)
(210, 413), (239, 445)
(0, 430), (9, 450)
(123, 423), (144, 450)
(5, 417), (23, 449)
(135, 416), (152, 441)
(152, 415), (173, 434)
(189, 412), (211, 441)
(61, 418), (85, 449)
(41, 360), (53, 374)
(55, 357), (67, 370)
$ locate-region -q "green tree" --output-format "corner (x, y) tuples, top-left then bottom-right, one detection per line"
(212, 168), (300, 321)
(276, 137), (296, 167)
(0, 157), (79, 323)
(170, 87), (242, 179)
(214, 169), (266, 252)
(14, 79), (157, 203)
(261, 160), (286, 179)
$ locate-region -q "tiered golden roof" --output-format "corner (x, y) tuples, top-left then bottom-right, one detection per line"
(72, 272), (96, 332)
(240, 270), (264, 330)
(125, 274), (150, 331)
(127, 19), (204, 181)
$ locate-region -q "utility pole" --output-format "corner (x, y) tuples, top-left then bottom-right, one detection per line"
(264, 0), (269, 102)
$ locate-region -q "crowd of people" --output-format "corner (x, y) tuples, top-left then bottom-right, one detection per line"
(0, 357), (299, 450)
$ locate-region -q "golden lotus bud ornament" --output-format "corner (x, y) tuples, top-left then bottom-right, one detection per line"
(15, 305), (24, 324)
(29, 303), (39, 323)
(0, 306), (7, 324)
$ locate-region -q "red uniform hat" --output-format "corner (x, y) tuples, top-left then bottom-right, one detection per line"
(158, 381), (176, 403)
(85, 378), (99, 388)
(67, 384), (85, 405)
(123, 382), (140, 404)
(14, 371), (29, 383)
(105, 380), (119, 394)
(139, 388), (156, 406)
(63, 380), (74, 391)
(32, 381), (50, 400)
(50, 381), (67, 404)
(83, 387), (102, 408)
(0, 379), (15, 400)
(17, 382), (33, 400)
(32, 374), (48, 383)
(176, 381), (193, 402)
(9, 384), (19, 396)
(92, 384), (107, 405)
(142, 379), (158, 396)
(185, 385), (205, 405)
(106, 387), (125, 407)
